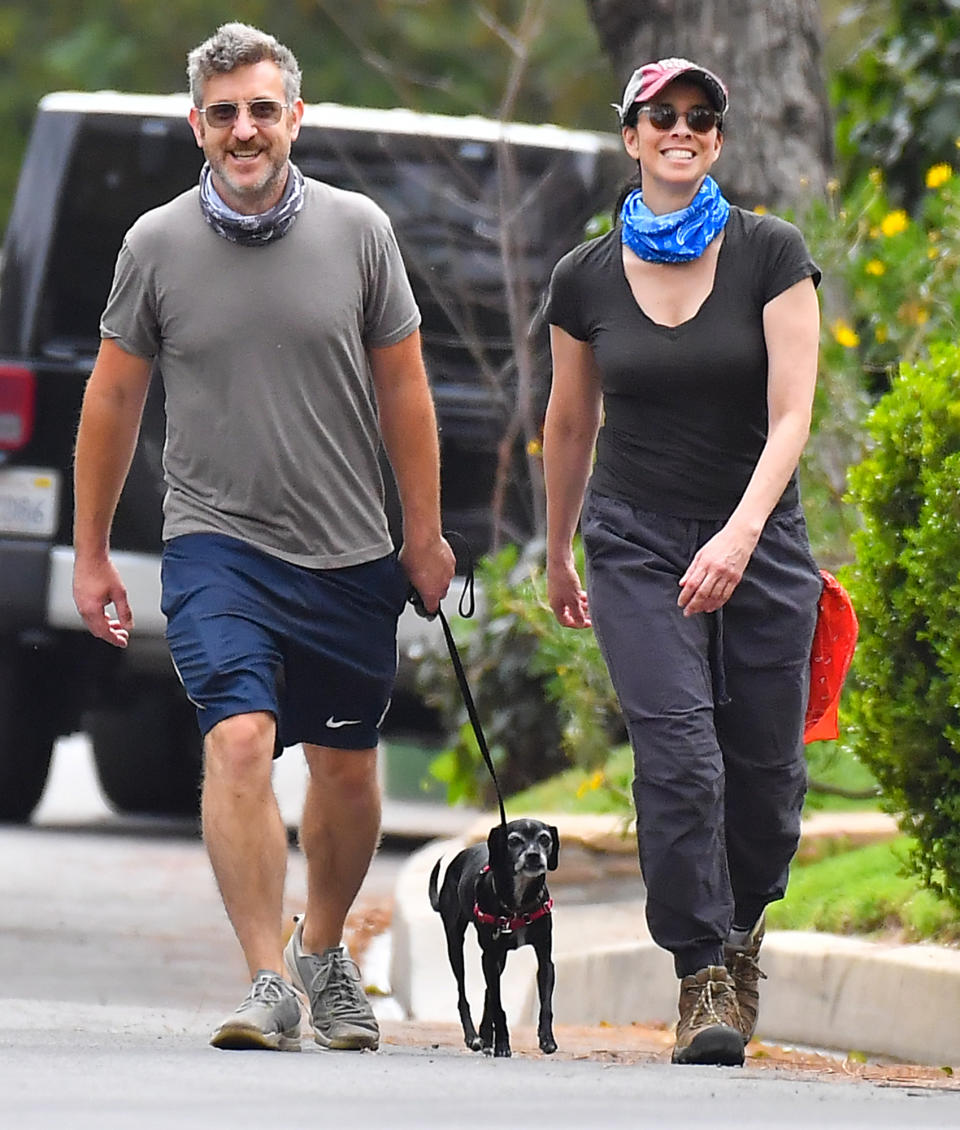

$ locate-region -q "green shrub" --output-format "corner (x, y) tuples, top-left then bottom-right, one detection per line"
(797, 160), (960, 567)
(843, 340), (960, 910)
(805, 165), (960, 392)
(831, 0), (960, 208)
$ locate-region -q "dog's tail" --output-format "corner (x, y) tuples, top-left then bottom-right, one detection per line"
(428, 858), (443, 911)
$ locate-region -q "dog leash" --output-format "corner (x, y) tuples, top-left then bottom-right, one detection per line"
(408, 537), (508, 831)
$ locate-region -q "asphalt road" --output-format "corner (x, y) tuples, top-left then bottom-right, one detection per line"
(1, 736), (957, 1128)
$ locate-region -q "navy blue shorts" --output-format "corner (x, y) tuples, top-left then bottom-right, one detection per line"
(160, 533), (409, 752)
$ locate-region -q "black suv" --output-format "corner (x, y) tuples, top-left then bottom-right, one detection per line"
(0, 92), (623, 822)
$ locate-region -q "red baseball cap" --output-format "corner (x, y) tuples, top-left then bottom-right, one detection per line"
(615, 57), (728, 124)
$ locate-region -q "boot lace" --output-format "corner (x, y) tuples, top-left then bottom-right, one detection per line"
(689, 974), (739, 1028)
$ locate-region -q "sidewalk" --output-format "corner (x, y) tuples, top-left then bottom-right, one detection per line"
(387, 807), (960, 1068)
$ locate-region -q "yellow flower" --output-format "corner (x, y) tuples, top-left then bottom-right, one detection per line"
(865, 259), (886, 276)
(926, 163), (952, 189)
(875, 324), (888, 344)
(880, 210), (909, 237)
(928, 247), (939, 260)
(575, 770), (606, 799)
(753, 204), (768, 215)
(868, 167), (883, 186)
(526, 438), (543, 457)
(832, 319), (860, 348)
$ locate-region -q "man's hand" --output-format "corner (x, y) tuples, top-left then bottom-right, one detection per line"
(401, 533), (456, 615)
(73, 554), (133, 647)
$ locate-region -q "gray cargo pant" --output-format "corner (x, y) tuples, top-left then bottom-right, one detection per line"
(582, 491), (822, 977)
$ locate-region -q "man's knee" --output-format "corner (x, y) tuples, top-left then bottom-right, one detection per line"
(204, 712), (277, 783)
(304, 745), (378, 802)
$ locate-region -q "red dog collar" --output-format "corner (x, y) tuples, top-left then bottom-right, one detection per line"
(473, 898), (553, 932)
(473, 867), (553, 932)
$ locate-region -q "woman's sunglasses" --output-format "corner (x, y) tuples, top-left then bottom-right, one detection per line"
(197, 99), (290, 129)
(636, 103), (722, 134)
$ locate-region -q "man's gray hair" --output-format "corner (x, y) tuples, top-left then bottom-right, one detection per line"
(187, 23), (302, 106)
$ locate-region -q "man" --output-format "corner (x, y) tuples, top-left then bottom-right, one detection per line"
(73, 22), (455, 1052)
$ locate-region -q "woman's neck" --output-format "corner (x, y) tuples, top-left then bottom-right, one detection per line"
(641, 175), (706, 216)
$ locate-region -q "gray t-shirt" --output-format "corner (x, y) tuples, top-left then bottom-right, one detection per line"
(100, 177), (420, 568)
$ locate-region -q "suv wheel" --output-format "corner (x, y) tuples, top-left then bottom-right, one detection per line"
(0, 639), (57, 823)
(87, 679), (202, 817)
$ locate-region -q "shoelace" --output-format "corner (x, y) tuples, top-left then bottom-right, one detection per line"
(308, 952), (365, 1012)
(689, 976), (736, 1027)
(239, 973), (290, 1010)
(729, 951), (767, 982)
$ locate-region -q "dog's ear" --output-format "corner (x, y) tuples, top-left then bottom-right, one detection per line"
(487, 824), (508, 875)
(547, 825), (560, 871)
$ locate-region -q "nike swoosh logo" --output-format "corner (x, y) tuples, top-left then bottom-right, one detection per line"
(326, 716), (362, 728)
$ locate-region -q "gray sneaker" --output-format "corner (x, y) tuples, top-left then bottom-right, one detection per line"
(284, 915), (380, 1050)
(209, 970), (302, 1051)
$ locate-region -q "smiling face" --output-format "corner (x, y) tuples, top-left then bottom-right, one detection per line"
(621, 78), (723, 211)
(189, 59), (304, 215)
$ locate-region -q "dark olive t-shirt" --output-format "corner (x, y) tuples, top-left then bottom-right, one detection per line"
(543, 206), (820, 519)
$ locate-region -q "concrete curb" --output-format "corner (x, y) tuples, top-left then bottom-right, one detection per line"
(389, 812), (960, 1067)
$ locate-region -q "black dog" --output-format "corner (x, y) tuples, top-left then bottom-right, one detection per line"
(428, 817), (560, 1058)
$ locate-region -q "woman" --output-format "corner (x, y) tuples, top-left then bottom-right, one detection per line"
(542, 58), (823, 1067)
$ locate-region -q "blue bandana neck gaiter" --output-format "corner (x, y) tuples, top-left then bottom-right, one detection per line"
(198, 161), (305, 246)
(620, 175), (730, 263)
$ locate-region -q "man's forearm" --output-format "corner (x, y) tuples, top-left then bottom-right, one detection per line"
(380, 387), (443, 544)
(73, 342), (153, 556)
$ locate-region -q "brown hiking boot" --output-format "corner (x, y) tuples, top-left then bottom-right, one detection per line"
(724, 912), (767, 1043)
(671, 965), (744, 1066)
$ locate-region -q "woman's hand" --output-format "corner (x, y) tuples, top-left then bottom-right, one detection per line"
(548, 553), (592, 628)
(678, 522), (759, 617)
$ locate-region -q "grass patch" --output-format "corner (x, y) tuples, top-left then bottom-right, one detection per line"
(769, 836), (960, 943)
(803, 739), (881, 813)
(507, 740), (881, 819)
(507, 744), (634, 814)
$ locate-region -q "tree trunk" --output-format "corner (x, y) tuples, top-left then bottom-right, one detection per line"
(584, 0), (833, 211)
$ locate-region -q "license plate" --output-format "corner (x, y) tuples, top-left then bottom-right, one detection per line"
(0, 467), (61, 537)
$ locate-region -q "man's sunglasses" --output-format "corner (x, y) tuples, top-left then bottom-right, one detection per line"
(636, 103), (722, 134)
(197, 99), (290, 129)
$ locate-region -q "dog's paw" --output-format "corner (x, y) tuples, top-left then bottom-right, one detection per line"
(539, 1037), (558, 1055)
(481, 1044), (494, 1057)
(467, 1036), (484, 1052)
(494, 1045), (512, 1058)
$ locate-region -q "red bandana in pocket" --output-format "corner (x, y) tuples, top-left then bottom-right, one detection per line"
(805, 570), (858, 744)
